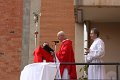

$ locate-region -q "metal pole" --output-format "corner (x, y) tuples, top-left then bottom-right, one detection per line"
(33, 12), (40, 48)
(52, 41), (59, 62)
(53, 41), (61, 79)
(60, 62), (120, 65)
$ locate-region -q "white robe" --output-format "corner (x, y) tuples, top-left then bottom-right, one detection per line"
(86, 38), (106, 79)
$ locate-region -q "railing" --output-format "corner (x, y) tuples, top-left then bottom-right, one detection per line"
(60, 62), (120, 80)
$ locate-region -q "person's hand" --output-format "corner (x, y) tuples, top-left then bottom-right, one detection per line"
(42, 42), (49, 47)
(84, 48), (90, 55)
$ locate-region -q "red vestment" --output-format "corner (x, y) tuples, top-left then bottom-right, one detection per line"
(56, 39), (77, 79)
(33, 46), (54, 63)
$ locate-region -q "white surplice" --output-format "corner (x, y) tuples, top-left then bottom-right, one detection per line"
(86, 38), (106, 80)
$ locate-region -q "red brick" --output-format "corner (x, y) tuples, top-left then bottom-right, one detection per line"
(0, 0), (23, 80)
(40, 0), (75, 50)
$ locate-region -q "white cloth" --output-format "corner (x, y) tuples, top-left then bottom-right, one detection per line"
(106, 71), (116, 80)
(54, 51), (69, 79)
(54, 57), (61, 79)
(86, 38), (106, 79)
(62, 68), (70, 79)
(20, 62), (61, 80)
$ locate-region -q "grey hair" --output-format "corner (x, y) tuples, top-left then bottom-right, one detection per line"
(91, 28), (100, 37)
(57, 31), (65, 36)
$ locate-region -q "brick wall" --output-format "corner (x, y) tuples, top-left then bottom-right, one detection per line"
(0, 0), (22, 80)
(0, 0), (75, 79)
(40, 0), (75, 50)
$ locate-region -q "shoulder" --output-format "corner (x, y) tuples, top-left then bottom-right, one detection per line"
(63, 39), (72, 43)
(63, 39), (72, 46)
(95, 38), (104, 45)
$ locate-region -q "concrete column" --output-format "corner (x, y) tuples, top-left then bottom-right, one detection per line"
(75, 23), (84, 78)
(21, 0), (30, 70)
(29, 0), (41, 64)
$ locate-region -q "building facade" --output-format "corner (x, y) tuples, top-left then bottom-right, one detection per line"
(0, 0), (120, 80)
(75, 0), (120, 79)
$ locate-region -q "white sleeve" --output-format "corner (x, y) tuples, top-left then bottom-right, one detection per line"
(86, 53), (92, 63)
(86, 40), (105, 62)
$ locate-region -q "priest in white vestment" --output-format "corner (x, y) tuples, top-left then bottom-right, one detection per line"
(85, 28), (106, 80)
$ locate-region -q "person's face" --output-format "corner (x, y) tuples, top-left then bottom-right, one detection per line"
(90, 30), (97, 40)
(57, 34), (64, 42)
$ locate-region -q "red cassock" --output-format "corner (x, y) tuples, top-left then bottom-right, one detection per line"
(56, 39), (77, 79)
(33, 46), (54, 63)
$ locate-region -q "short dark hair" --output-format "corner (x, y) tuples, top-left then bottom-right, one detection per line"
(91, 28), (100, 37)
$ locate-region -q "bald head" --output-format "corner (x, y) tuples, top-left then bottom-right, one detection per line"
(57, 31), (65, 36)
(57, 31), (67, 42)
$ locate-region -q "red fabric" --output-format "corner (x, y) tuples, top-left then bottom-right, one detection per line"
(33, 46), (54, 63)
(56, 40), (77, 79)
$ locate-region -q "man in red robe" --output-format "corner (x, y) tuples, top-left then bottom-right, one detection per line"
(33, 43), (54, 63)
(56, 31), (77, 79)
